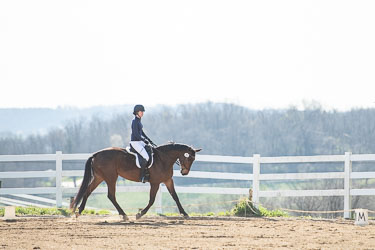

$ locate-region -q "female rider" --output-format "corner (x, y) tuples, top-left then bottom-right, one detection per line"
(130, 104), (155, 183)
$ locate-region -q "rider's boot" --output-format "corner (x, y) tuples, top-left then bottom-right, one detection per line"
(139, 157), (148, 183)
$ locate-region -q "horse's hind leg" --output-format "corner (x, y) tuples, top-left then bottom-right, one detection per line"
(106, 181), (128, 221)
(77, 175), (103, 216)
(136, 183), (160, 220)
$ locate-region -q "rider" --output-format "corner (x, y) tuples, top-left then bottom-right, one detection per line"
(130, 104), (156, 183)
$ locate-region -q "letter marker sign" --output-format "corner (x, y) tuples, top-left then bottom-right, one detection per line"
(354, 209), (369, 226)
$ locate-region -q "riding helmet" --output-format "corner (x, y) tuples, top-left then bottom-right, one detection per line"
(133, 104), (145, 115)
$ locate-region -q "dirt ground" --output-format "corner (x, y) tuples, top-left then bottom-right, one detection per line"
(1, 215), (374, 249)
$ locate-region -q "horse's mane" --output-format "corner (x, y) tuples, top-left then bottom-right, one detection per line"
(156, 142), (193, 152)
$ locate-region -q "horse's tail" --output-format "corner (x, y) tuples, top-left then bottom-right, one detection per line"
(70, 156), (94, 211)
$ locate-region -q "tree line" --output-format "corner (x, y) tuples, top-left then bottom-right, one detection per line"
(1, 102), (375, 156)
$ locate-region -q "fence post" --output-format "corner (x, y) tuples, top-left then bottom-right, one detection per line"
(56, 151), (63, 208)
(344, 152), (352, 219)
(252, 154), (260, 206)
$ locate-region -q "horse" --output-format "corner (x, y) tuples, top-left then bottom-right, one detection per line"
(70, 142), (202, 220)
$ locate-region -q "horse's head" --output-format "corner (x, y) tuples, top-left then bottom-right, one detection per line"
(178, 146), (202, 176)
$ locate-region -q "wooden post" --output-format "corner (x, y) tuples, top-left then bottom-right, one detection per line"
(56, 151), (63, 208)
(252, 154), (260, 206)
(344, 152), (352, 219)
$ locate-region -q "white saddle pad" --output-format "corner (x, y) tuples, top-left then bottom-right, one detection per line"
(125, 146), (154, 169)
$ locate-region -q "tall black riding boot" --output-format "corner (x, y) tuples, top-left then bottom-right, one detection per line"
(139, 157), (148, 183)
(140, 166), (146, 183)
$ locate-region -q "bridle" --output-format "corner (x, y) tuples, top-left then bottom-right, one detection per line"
(151, 143), (194, 175)
(179, 152), (195, 173)
(151, 144), (181, 167)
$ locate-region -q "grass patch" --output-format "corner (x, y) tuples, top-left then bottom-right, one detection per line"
(0, 206), (111, 217)
(0, 203), (286, 218)
(82, 192), (242, 214)
(161, 211), (231, 217)
(216, 211), (232, 216)
(190, 212), (216, 217)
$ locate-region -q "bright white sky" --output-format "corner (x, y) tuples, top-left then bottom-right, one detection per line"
(0, 0), (374, 111)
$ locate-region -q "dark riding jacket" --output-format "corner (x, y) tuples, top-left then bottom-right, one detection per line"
(131, 116), (149, 142)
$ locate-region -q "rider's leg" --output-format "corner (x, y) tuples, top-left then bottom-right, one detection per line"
(130, 141), (150, 183)
(130, 141), (149, 161)
(138, 156), (148, 183)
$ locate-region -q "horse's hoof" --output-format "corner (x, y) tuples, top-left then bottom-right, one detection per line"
(183, 214), (190, 219)
(75, 212), (80, 218)
(122, 215), (129, 221)
(136, 213), (142, 220)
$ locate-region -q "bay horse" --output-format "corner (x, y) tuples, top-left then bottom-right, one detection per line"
(70, 142), (202, 220)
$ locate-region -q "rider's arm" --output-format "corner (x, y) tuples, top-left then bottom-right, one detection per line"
(142, 131), (156, 146)
(141, 131), (149, 141)
(141, 131), (150, 144)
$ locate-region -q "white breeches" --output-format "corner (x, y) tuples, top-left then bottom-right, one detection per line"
(129, 141), (149, 161)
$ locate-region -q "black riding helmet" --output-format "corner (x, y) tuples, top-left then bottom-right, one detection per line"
(133, 104), (145, 115)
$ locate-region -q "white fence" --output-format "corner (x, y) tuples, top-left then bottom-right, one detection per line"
(1, 151), (375, 218)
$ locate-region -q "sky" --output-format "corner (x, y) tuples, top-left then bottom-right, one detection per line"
(0, 0), (375, 111)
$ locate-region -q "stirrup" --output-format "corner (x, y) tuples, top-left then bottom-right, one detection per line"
(140, 173), (150, 183)
(145, 173), (150, 182)
(140, 169), (147, 183)
(140, 176), (146, 183)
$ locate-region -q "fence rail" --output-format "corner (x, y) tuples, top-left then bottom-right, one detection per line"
(1, 151), (375, 218)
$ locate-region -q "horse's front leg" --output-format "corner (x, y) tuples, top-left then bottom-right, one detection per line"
(136, 183), (160, 220)
(164, 178), (189, 218)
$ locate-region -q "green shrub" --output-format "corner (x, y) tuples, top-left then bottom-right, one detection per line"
(258, 205), (288, 217)
(231, 198), (261, 217)
(231, 198), (288, 217)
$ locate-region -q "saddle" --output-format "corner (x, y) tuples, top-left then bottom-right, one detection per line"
(125, 144), (154, 169)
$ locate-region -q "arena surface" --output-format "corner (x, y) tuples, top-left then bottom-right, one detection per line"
(1, 215), (374, 249)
